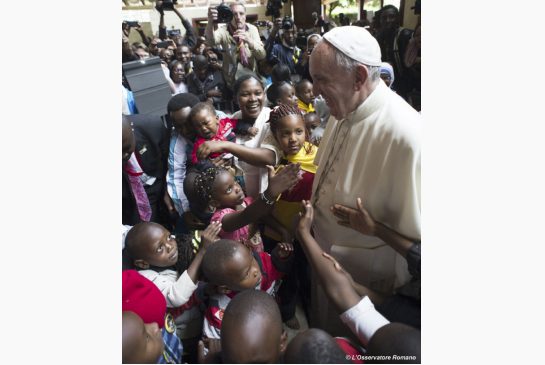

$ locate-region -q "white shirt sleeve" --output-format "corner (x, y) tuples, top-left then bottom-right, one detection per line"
(339, 296), (390, 347)
(166, 135), (190, 214)
(139, 269), (198, 308)
(121, 225), (132, 250)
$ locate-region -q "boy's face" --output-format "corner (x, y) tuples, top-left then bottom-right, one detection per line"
(297, 81), (315, 105)
(177, 46), (192, 64)
(191, 108), (219, 139)
(170, 106), (194, 140)
(135, 224), (179, 268)
(278, 83), (299, 108)
(122, 312), (164, 364)
(211, 171), (245, 208)
(304, 114), (320, 133)
(224, 245), (262, 292)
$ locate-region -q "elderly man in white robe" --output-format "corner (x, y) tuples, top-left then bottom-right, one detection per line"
(308, 26), (421, 335)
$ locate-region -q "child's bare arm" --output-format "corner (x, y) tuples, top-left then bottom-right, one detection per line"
(331, 197), (415, 258)
(296, 201), (362, 313)
(219, 164), (302, 232)
(197, 140), (276, 167)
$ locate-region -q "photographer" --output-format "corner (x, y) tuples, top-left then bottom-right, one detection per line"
(265, 16), (303, 81)
(155, 1), (197, 49)
(204, 1), (266, 91)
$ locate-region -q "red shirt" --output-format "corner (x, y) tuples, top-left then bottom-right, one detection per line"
(191, 117), (237, 164)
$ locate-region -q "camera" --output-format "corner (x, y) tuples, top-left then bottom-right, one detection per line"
(282, 16), (294, 30)
(266, 0), (282, 18)
(167, 29), (181, 37)
(255, 20), (269, 27)
(216, 3), (234, 24)
(160, 0), (177, 11)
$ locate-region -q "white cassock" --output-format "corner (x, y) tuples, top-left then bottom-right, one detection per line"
(310, 81), (421, 334)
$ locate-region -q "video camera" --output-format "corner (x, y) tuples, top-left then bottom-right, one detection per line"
(158, 0), (177, 11)
(167, 29), (181, 37)
(216, 3), (234, 24)
(281, 16), (294, 30)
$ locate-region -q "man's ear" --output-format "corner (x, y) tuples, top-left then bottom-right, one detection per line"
(134, 259), (150, 270)
(279, 329), (288, 353)
(217, 285), (231, 294)
(353, 64), (369, 90)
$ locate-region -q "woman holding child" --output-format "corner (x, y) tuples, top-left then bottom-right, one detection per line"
(196, 75), (276, 199)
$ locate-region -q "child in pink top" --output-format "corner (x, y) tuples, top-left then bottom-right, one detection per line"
(193, 164), (301, 253)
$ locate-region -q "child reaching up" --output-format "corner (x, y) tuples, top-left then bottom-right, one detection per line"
(124, 221), (222, 340)
(296, 200), (421, 361)
(194, 162), (301, 253)
(200, 239), (294, 340)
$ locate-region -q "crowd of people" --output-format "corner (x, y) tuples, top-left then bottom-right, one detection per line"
(122, 1), (421, 363)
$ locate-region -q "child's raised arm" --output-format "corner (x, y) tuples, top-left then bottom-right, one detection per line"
(197, 140), (276, 167)
(219, 163), (301, 232)
(295, 201), (361, 313)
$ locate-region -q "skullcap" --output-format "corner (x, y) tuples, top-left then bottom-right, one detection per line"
(323, 26), (382, 67)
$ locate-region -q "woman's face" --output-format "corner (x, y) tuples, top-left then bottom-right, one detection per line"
(170, 63), (185, 83)
(237, 78), (265, 119)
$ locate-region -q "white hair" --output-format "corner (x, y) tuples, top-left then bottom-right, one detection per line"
(331, 45), (380, 82)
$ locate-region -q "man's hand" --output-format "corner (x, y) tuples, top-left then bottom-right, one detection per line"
(206, 89), (222, 98)
(207, 6), (218, 22)
(265, 163), (301, 198)
(271, 17), (282, 32)
(197, 140), (226, 160)
(234, 29), (255, 50)
(331, 197), (377, 236)
(201, 221), (222, 249)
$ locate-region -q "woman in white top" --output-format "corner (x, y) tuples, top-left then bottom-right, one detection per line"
(168, 60), (188, 95)
(193, 75), (275, 198)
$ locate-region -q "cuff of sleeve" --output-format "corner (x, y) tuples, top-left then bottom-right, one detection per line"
(339, 296), (390, 346)
(180, 270), (198, 288)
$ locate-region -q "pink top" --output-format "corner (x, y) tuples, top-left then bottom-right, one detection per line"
(211, 197), (264, 253)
